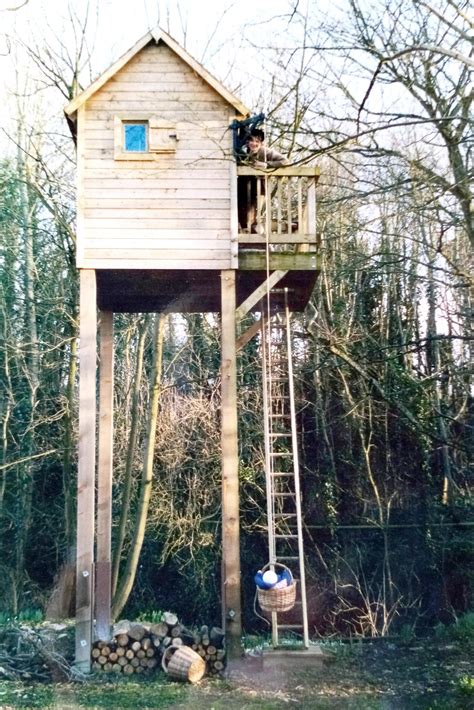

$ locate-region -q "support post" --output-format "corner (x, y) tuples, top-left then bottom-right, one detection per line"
(96, 310), (114, 641)
(220, 269), (242, 658)
(75, 269), (97, 672)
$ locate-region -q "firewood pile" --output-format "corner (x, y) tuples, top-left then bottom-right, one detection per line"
(191, 624), (226, 676)
(92, 614), (226, 677)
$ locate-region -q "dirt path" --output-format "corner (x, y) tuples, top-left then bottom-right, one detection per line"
(221, 640), (473, 709)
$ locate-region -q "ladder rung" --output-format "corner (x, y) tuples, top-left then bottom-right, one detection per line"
(270, 433), (291, 437)
(274, 493), (296, 497)
(270, 471), (294, 476)
(275, 534), (298, 539)
(270, 452), (292, 457)
(274, 513), (297, 517)
(276, 624), (303, 629)
(276, 555), (299, 560)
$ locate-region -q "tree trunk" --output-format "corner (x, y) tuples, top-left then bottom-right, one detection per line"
(112, 316), (149, 596)
(112, 314), (166, 619)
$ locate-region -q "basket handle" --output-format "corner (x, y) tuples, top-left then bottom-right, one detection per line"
(161, 644), (177, 673)
(261, 561), (293, 582)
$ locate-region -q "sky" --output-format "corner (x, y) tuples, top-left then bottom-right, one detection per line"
(0, 0), (467, 164)
(0, 0), (308, 80)
(0, 0), (467, 337)
(0, 0), (317, 151)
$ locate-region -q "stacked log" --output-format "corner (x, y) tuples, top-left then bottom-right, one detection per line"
(91, 623), (159, 675)
(191, 625), (226, 676)
(91, 616), (226, 677)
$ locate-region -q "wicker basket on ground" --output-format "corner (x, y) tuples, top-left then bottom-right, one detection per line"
(161, 645), (206, 683)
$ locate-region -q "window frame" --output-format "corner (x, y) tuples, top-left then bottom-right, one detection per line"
(114, 115), (178, 161)
(114, 115), (154, 161)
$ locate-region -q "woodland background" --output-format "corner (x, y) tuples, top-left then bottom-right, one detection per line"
(0, 0), (472, 637)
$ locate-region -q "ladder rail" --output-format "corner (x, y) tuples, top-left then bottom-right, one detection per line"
(261, 317), (276, 566)
(260, 296), (309, 649)
(284, 293), (309, 647)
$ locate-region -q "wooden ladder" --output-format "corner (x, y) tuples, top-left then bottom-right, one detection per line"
(261, 290), (309, 648)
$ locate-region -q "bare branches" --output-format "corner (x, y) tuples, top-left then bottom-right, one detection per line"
(357, 45), (474, 130)
(0, 448), (57, 472)
(413, 0), (474, 39)
(2, 0), (29, 10)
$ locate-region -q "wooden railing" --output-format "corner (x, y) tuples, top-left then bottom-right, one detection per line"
(236, 166), (320, 252)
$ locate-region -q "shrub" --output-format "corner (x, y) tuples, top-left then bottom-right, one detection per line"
(450, 612), (474, 645)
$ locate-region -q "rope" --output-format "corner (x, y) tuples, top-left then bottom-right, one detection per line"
(263, 117), (275, 569)
(253, 588), (271, 626)
(256, 120), (278, 620)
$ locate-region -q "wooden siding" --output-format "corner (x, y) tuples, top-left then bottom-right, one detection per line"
(78, 41), (235, 270)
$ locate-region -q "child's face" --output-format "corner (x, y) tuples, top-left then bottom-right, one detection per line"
(247, 136), (262, 153)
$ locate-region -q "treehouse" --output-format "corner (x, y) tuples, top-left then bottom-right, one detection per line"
(65, 26), (320, 672)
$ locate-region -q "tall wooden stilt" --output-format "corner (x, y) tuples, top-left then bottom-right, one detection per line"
(75, 269), (97, 672)
(96, 310), (114, 640)
(220, 269), (242, 659)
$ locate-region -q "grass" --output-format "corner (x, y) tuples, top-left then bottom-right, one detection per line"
(0, 635), (473, 709)
(0, 610), (44, 626)
(0, 678), (188, 709)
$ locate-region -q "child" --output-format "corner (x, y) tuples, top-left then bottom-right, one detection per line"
(238, 129), (288, 234)
(241, 128), (289, 169)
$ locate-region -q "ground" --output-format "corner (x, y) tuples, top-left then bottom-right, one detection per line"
(0, 638), (472, 709)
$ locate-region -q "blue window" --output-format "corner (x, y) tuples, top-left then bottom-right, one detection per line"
(124, 122), (147, 152)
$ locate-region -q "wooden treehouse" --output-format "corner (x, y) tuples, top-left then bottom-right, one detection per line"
(65, 27), (320, 672)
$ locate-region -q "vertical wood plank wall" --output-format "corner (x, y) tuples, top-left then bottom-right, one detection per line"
(79, 41), (234, 270)
(75, 269), (97, 672)
(220, 269), (242, 658)
(96, 311), (114, 641)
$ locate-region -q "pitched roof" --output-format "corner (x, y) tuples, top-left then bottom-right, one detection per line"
(64, 26), (250, 117)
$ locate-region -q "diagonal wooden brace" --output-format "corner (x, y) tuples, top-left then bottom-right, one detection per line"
(235, 270), (288, 322)
(236, 318), (262, 351)
(236, 310), (285, 352)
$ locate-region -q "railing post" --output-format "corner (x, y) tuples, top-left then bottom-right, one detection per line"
(307, 177), (317, 249)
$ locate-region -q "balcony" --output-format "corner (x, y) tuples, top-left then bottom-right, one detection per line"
(237, 165), (320, 271)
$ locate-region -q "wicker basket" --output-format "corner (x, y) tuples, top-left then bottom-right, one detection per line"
(161, 645), (206, 683)
(256, 562), (297, 612)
